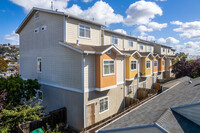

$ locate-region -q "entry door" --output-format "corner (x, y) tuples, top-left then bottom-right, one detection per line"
(86, 103), (95, 127)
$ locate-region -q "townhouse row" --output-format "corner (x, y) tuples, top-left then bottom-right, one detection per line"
(16, 7), (178, 131)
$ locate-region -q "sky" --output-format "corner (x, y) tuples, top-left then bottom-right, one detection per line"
(1, 0), (200, 55)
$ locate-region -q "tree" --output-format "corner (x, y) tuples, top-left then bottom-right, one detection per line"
(176, 52), (188, 59)
(0, 102), (43, 132)
(0, 56), (7, 73)
(172, 58), (200, 78)
(0, 90), (7, 110)
(0, 75), (41, 108)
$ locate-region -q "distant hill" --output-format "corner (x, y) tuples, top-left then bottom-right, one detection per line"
(0, 44), (19, 58)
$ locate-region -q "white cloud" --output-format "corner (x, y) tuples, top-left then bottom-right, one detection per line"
(138, 35), (156, 41)
(9, 0), (70, 12)
(3, 31), (19, 45)
(113, 29), (127, 35)
(175, 41), (200, 55)
(147, 22), (167, 30)
(124, 0), (162, 26)
(171, 21), (200, 39)
(82, 0), (93, 2)
(135, 25), (153, 33)
(157, 37), (180, 44)
(65, 1), (123, 25)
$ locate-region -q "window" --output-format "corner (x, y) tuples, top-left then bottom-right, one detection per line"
(37, 57), (42, 73)
(154, 60), (158, 67)
(99, 97), (108, 113)
(34, 90), (43, 101)
(35, 11), (39, 18)
(103, 60), (115, 76)
(140, 44), (143, 50)
(79, 24), (90, 38)
(168, 49), (170, 53)
(131, 60), (137, 70)
(41, 25), (46, 31)
(163, 48), (165, 52)
(112, 36), (118, 45)
(149, 46), (152, 52)
(146, 60), (151, 69)
(127, 86), (133, 95)
(107, 50), (111, 55)
(34, 28), (39, 33)
(128, 40), (133, 47)
(162, 60), (165, 66)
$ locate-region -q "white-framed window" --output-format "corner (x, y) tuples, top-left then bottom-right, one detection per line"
(146, 60), (151, 69)
(107, 50), (111, 55)
(79, 24), (91, 38)
(128, 40), (133, 47)
(163, 48), (165, 52)
(103, 60), (115, 76)
(99, 97), (109, 113)
(168, 49), (170, 53)
(35, 11), (39, 19)
(154, 60), (158, 67)
(34, 28), (39, 33)
(34, 90), (43, 101)
(41, 25), (46, 31)
(162, 60), (165, 66)
(140, 44), (143, 50)
(127, 86), (133, 95)
(37, 57), (42, 73)
(149, 46), (152, 52)
(131, 60), (137, 71)
(111, 36), (118, 45)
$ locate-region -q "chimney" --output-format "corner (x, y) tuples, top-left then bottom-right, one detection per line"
(76, 40), (79, 46)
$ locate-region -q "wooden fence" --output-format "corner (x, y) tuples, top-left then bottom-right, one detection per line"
(125, 97), (139, 108)
(18, 107), (67, 133)
(137, 88), (157, 100)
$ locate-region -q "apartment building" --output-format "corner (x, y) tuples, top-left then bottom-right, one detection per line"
(16, 7), (178, 131)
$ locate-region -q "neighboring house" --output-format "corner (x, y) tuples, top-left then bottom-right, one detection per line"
(16, 7), (178, 131)
(98, 76), (200, 133)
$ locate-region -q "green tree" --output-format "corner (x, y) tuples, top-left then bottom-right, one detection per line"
(0, 75), (41, 108)
(176, 52), (188, 59)
(0, 102), (43, 132)
(0, 56), (7, 73)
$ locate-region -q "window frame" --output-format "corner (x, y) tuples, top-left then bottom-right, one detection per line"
(78, 24), (91, 39)
(103, 59), (115, 76)
(37, 57), (42, 73)
(149, 46), (152, 52)
(111, 36), (118, 45)
(99, 96), (109, 114)
(130, 60), (137, 71)
(146, 60), (151, 69)
(154, 60), (158, 67)
(162, 60), (165, 66)
(128, 40), (134, 47)
(163, 48), (165, 52)
(140, 44), (144, 50)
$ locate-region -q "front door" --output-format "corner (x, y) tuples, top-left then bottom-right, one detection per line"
(86, 103), (95, 127)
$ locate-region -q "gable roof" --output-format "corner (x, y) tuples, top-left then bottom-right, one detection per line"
(121, 50), (142, 57)
(59, 42), (123, 55)
(16, 7), (105, 34)
(140, 52), (154, 58)
(99, 76), (200, 132)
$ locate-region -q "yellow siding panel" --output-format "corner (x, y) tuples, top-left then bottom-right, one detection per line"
(126, 56), (138, 80)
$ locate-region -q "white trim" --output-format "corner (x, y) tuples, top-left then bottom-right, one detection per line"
(37, 57), (42, 73)
(128, 39), (134, 47)
(141, 74), (152, 77)
(39, 81), (83, 93)
(82, 54), (86, 128)
(125, 77), (138, 81)
(153, 72), (158, 74)
(117, 81), (124, 85)
(154, 60), (158, 67)
(59, 42), (83, 54)
(64, 16), (66, 42)
(159, 70), (165, 72)
(102, 59), (115, 77)
(111, 35), (118, 45)
(84, 88), (96, 92)
(96, 80), (180, 132)
(101, 45), (123, 55)
(99, 96), (109, 114)
(130, 60), (137, 71)
(131, 51), (142, 57)
(95, 85), (117, 92)
(146, 60), (151, 69)
(78, 23), (91, 39)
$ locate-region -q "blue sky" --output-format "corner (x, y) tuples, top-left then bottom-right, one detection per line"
(1, 0), (200, 55)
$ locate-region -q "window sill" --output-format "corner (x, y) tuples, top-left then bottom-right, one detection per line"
(99, 109), (109, 114)
(103, 73), (115, 77)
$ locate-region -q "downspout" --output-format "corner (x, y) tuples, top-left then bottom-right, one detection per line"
(63, 16), (66, 42)
(123, 55), (126, 108)
(82, 54), (86, 128)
